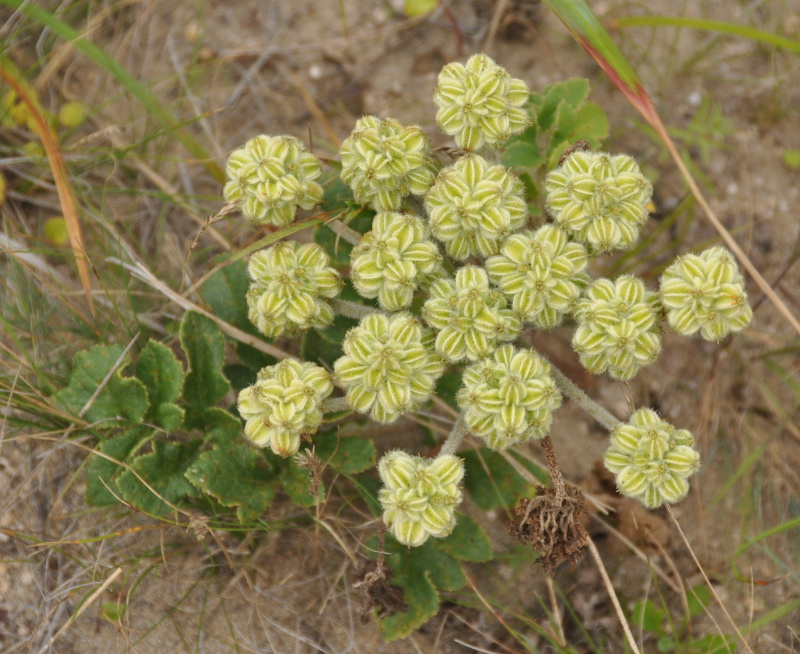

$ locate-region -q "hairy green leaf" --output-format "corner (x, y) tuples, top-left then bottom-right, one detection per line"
(85, 428), (150, 506)
(185, 413), (278, 523)
(278, 459), (320, 507)
(435, 514), (493, 562)
(378, 570), (438, 641)
(301, 314), (357, 367)
(461, 448), (545, 511)
(312, 433), (375, 474)
(537, 78), (590, 130)
(552, 100), (609, 150)
(180, 312), (230, 429)
(116, 439), (203, 516)
(54, 344), (148, 427)
(135, 340), (184, 431)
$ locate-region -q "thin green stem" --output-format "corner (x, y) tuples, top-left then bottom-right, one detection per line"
(439, 414), (468, 456)
(548, 363), (621, 431)
(321, 396), (350, 413)
(325, 218), (362, 247)
(330, 298), (384, 320)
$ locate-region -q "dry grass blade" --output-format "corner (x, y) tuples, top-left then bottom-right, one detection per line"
(0, 54), (94, 315)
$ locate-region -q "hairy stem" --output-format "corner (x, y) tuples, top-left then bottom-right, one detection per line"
(330, 298), (385, 320)
(548, 362), (621, 431)
(321, 396), (350, 413)
(540, 435), (566, 505)
(325, 218), (362, 247)
(439, 414), (469, 456)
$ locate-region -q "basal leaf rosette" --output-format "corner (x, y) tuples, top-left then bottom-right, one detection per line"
(572, 275), (662, 381)
(246, 241), (343, 339)
(433, 53), (531, 151)
(604, 408), (700, 509)
(659, 246), (752, 342)
(223, 134), (323, 226)
(422, 266), (521, 363)
(350, 212), (442, 311)
(378, 451), (465, 546)
(237, 360), (334, 457)
(333, 313), (444, 424)
(545, 151), (652, 253)
(486, 225), (589, 329)
(425, 155), (528, 260)
(340, 115), (436, 211)
(457, 345), (562, 449)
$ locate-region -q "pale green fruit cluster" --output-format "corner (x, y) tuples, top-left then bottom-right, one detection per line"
(545, 151), (652, 253)
(433, 53), (531, 151)
(486, 225), (590, 329)
(572, 275), (662, 381)
(339, 116), (436, 211)
(334, 313), (444, 424)
(246, 241), (342, 339)
(604, 408), (700, 509)
(425, 155), (528, 260)
(237, 360), (334, 457)
(350, 212), (442, 311)
(223, 134), (323, 226)
(659, 246), (752, 342)
(457, 345), (562, 449)
(422, 266), (521, 363)
(378, 451), (465, 546)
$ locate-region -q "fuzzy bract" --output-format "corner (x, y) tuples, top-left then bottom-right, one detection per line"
(425, 154), (528, 260)
(545, 151), (652, 253)
(572, 275), (662, 381)
(433, 53), (531, 151)
(350, 212), (442, 311)
(223, 134), (323, 226)
(246, 241), (342, 339)
(237, 360), (334, 457)
(378, 451), (465, 547)
(659, 246), (752, 341)
(486, 225), (590, 329)
(604, 408), (700, 509)
(422, 266), (521, 363)
(340, 115), (436, 211)
(457, 345), (562, 449)
(333, 313), (444, 424)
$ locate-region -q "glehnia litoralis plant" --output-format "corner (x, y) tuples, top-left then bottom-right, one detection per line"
(59, 53), (752, 641)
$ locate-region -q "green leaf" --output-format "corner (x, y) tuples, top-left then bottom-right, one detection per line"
(180, 312), (230, 429)
(686, 584), (711, 618)
(54, 344), (148, 427)
(552, 100), (609, 149)
(278, 459), (320, 507)
(200, 260), (252, 331)
(301, 314), (357, 367)
(434, 371), (463, 410)
(435, 514), (493, 562)
(537, 78), (590, 130)
(135, 340), (184, 431)
(378, 570), (439, 642)
(185, 416), (277, 523)
(783, 149), (800, 170)
(631, 599), (665, 635)
(85, 428), (149, 507)
(312, 433), (376, 474)
(116, 439), (203, 517)
(404, 0), (438, 17)
(461, 448), (545, 511)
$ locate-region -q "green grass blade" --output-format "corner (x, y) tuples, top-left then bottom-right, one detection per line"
(615, 15), (800, 56)
(0, 0), (224, 183)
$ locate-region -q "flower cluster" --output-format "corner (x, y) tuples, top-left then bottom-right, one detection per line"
(659, 246), (752, 342)
(545, 151), (652, 253)
(340, 116), (436, 211)
(334, 313), (444, 424)
(223, 134), (323, 226)
(378, 451), (465, 546)
(604, 409), (700, 509)
(237, 360), (334, 457)
(572, 276), (662, 381)
(457, 345), (562, 449)
(425, 155), (528, 260)
(434, 53), (530, 151)
(246, 241), (342, 339)
(350, 212), (442, 311)
(423, 266), (521, 363)
(486, 225), (589, 329)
